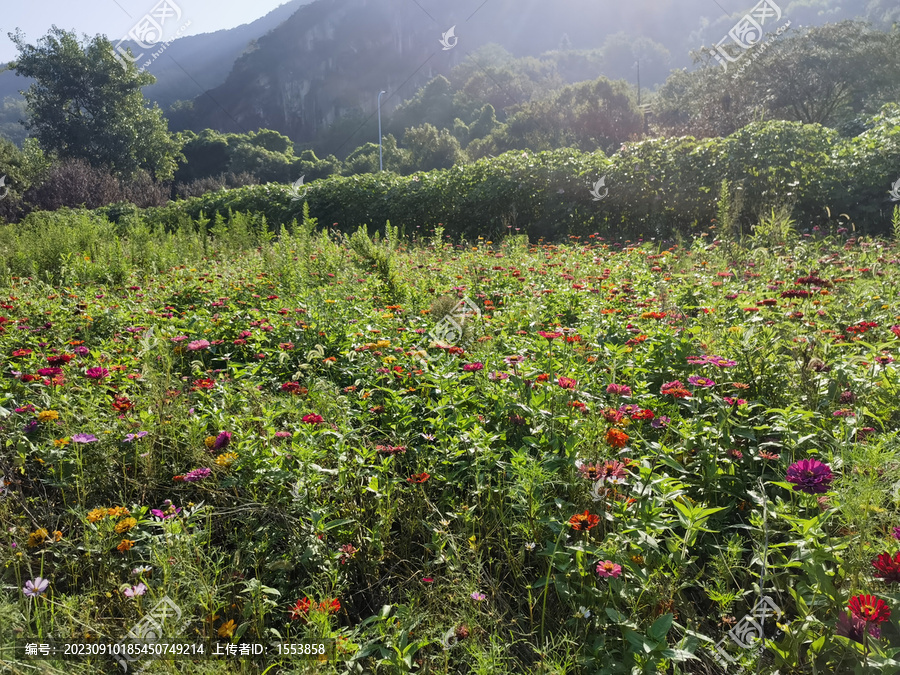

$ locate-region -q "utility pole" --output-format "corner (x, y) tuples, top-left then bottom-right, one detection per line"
(378, 90), (386, 172)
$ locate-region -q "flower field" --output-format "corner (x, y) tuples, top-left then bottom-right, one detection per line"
(1, 213), (900, 674)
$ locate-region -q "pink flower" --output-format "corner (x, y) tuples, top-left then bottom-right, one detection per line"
(462, 362), (484, 372)
(84, 367), (109, 380)
(558, 376), (577, 389)
(187, 339), (210, 351)
(538, 331), (562, 340)
(606, 383), (631, 396)
(123, 583), (147, 598)
(596, 561), (622, 578)
(302, 414), (324, 424)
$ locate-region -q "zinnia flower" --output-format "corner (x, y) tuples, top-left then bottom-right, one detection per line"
(558, 376), (577, 389)
(182, 467), (211, 482)
(596, 561), (622, 578)
(872, 552), (900, 584)
(606, 383), (631, 396)
(568, 510), (600, 531)
(408, 472), (430, 484)
(786, 458), (833, 494)
(188, 339), (210, 351)
(71, 433), (98, 444)
(848, 594), (891, 624)
(539, 331), (562, 340)
(687, 376), (716, 387)
(302, 414), (324, 424)
(37, 410), (59, 423)
(605, 428), (629, 449)
(835, 610), (880, 642)
(23, 577), (49, 598)
(213, 431), (232, 450)
(84, 367), (109, 380)
(462, 362), (484, 372)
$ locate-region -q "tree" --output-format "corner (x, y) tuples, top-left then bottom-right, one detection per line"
(403, 124), (466, 172)
(9, 27), (183, 180)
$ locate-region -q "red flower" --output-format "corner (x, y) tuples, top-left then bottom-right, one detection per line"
(319, 598), (341, 614)
(872, 552), (900, 584)
(281, 381), (308, 395)
(568, 510), (600, 531)
(192, 378), (216, 390)
(112, 396), (133, 413)
(408, 472), (430, 484)
(302, 414), (324, 424)
(289, 597), (311, 620)
(539, 331), (562, 340)
(848, 594), (891, 624)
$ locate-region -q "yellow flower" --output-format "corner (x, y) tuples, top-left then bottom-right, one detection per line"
(204, 436), (217, 450)
(376, 340), (391, 348)
(382, 356), (396, 364)
(217, 619), (236, 638)
(215, 452), (238, 468)
(37, 410), (59, 423)
(87, 508), (108, 523)
(27, 528), (49, 547)
(324, 299), (336, 304)
(115, 517), (137, 534)
(108, 506), (131, 518)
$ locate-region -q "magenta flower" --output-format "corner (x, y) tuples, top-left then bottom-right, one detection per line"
(150, 500), (181, 519)
(274, 431), (292, 440)
(462, 362), (484, 372)
(893, 527), (900, 541)
(688, 376), (716, 387)
(187, 339), (210, 351)
(606, 383), (632, 396)
(538, 331), (562, 340)
(182, 467), (211, 482)
(786, 458), (834, 494)
(84, 367), (109, 380)
(558, 376), (577, 389)
(71, 433), (99, 444)
(23, 577), (49, 598)
(302, 414), (324, 424)
(470, 592), (486, 601)
(213, 431), (232, 450)
(73, 346), (89, 356)
(596, 561), (622, 578)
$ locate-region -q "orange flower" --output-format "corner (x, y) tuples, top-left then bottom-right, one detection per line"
(568, 510), (600, 531)
(217, 619), (237, 638)
(115, 517), (137, 533)
(87, 508), (108, 523)
(606, 428), (629, 449)
(116, 539), (136, 552)
(108, 506), (131, 518)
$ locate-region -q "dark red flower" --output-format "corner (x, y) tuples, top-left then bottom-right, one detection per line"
(848, 594), (891, 624)
(872, 552), (900, 584)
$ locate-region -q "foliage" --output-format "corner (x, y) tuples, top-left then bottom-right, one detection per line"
(8, 27), (184, 181)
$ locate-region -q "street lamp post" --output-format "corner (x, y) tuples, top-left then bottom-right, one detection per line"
(378, 90), (386, 172)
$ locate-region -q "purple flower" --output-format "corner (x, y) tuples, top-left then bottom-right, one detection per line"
(892, 526), (900, 541)
(786, 458), (834, 494)
(488, 371), (509, 381)
(651, 416), (671, 429)
(123, 582), (147, 598)
(835, 610), (880, 643)
(182, 467), (211, 482)
(72, 433), (99, 444)
(23, 577), (49, 598)
(470, 592), (486, 601)
(687, 376), (716, 388)
(73, 346), (89, 356)
(150, 500), (181, 519)
(706, 355), (737, 367)
(123, 431), (149, 443)
(213, 431), (232, 450)
(23, 420), (39, 435)
(84, 367), (109, 380)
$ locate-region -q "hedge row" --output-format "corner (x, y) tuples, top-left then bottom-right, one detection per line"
(98, 105), (900, 241)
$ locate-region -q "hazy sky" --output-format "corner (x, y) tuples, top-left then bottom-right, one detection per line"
(0, 0), (292, 62)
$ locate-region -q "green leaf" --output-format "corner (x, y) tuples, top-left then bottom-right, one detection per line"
(648, 614), (673, 642)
